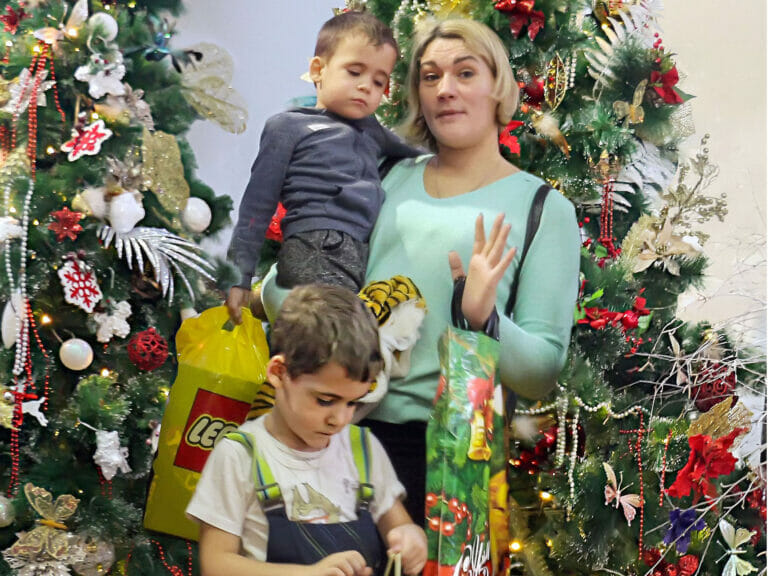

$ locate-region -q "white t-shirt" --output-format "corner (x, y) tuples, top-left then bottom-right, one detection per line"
(186, 416), (405, 561)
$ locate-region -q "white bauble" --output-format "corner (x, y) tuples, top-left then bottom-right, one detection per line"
(0, 494), (15, 527)
(108, 192), (145, 233)
(59, 338), (94, 371)
(88, 13), (119, 43)
(1, 291), (22, 349)
(180, 307), (199, 322)
(182, 197), (212, 233)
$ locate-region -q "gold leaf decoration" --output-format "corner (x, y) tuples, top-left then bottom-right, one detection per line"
(689, 398), (752, 440)
(544, 53), (567, 110)
(141, 128), (189, 215)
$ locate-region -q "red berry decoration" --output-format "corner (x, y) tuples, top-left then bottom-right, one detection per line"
(127, 328), (169, 371)
(677, 555), (699, 576)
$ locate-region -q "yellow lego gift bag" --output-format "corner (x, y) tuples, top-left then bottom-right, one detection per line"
(144, 306), (269, 540)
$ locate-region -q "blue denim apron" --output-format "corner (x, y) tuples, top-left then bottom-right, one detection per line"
(225, 426), (386, 573)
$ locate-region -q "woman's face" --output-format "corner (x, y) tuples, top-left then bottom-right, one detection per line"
(418, 38), (499, 151)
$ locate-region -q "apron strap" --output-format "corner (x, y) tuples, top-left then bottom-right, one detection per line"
(225, 431), (284, 511)
(348, 425), (374, 510)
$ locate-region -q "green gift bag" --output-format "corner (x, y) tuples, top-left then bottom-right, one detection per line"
(424, 279), (510, 576)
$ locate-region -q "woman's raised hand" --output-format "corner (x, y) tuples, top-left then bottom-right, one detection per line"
(448, 213), (517, 330)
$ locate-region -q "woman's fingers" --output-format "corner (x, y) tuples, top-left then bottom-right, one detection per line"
(472, 213), (485, 256)
(483, 213), (504, 256)
(448, 250), (465, 281)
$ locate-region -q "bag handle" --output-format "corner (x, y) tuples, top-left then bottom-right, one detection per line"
(383, 553), (402, 576)
(504, 184), (551, 317)
(451, 276), (499, 340)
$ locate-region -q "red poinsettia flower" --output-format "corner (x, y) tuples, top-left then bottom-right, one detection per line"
(0, 6), (29, 35)
(265, 202), (286, 242)
(48, 207), (84, 242)
(499, 120), (524, 154)
(667, 428), (745, 502)
(633, 295), (650, 316)
(650, 67), (683, 104)
(493, 0), (545, 40)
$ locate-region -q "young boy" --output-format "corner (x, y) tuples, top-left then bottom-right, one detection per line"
(226, 11), (420, 324)
(187, 284), (427, 576)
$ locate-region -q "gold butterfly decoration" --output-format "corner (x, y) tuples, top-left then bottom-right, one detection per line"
(613, 79), (648, 126)
(33, 0), (88, 48)
(6, 483), (79, 561)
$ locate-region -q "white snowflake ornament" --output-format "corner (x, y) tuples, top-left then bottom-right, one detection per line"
(60, 119), (112, 162)
(58, 259), (103, 313)
(92, 301), (131, 343)
(0, 69), (55, 114)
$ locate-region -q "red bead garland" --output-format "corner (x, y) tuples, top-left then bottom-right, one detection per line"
(127, 328), (169, 371)
(151, 539), (193, 576)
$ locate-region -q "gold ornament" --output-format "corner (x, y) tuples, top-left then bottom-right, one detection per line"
(530, 110), (570, 158)
(613, 79), (647, 126)
(544, 53), (568, 110)
(141, 127), (190, 215)
(5, 483), (79, 562)
(426, 0), (474, 17)
(688, 398), (752, 439)
(105, 152), (143, 197)
(625, 216), (701, 276)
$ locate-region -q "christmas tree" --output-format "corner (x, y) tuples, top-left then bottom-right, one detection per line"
(360, 1), (766, 575)
(0, 0), (244, 574)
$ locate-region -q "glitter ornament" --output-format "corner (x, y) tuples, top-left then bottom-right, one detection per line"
(127, 328), (168, 371)
(181, 197), (212, 233)
(48, 206), (84, 241)
(71, 536), (115, 576)
(59, 338), (94, 371)
(0, 494), (15, 527)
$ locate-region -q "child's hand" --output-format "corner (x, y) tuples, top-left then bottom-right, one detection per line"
(308, 551), (372, 576)
(225, 286), (251, 325)
(386, 523), (427, 575)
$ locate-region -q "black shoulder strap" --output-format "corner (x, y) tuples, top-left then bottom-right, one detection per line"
(504, 184), (551, 317)
(378, 156), (400, 181)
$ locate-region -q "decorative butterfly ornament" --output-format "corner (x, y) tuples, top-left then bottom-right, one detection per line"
(603, 462), (643, 525)
(718, 519), (757, 576)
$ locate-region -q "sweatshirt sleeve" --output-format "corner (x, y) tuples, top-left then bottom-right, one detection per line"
(498, 192), (581, 399)
(367, 117), (423, 160)
(227, 114), (297, 288)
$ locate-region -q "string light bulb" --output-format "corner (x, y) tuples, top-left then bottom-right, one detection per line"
(67, 28), (78, 38)
(40, 314), (52, 325)
(100, 368), (111, 377)
(539, 491), (553, 502)
(509, 540), (522, 553)
(46, 145), (56, 154)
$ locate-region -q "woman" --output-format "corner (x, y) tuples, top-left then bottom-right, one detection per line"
(265, 18), (580, 523)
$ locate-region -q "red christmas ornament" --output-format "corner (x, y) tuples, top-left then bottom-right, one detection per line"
(677, 555), (699, 576)
(0, 6), (29, 34)
(692, 361), (737, 412)
(521, 77), (545, 107)
(127, 328), (169, 371)
(48, 207), (84, 242)
(265, 202), (286, 242)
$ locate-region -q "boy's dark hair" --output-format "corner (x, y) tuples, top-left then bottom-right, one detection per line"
(314, 11), (398, 59)
(271, 284), (383, 382)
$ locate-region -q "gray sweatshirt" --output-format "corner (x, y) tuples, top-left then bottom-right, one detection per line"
(228, 107), (420, 288)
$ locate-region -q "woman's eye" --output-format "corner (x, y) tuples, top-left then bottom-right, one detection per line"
(459, 69), (475, 78)
(422, 73), (439, 82)
(347, 400), (359, 407)
(348, 69), (361, 77)
(317, 398), (333, 407)
(374, 80), (384, 88)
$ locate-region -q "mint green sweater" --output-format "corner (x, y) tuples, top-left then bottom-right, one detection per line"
(262, 156), (580, 424)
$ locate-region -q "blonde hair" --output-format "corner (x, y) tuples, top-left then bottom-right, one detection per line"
(402, 18), (519, 150)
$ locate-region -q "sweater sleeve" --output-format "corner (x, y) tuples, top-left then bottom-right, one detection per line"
(227, 114), (297, 288)
(367, 117), (423, 159)
(498, 192), (581, 399)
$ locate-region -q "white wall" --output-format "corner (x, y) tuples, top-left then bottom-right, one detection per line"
(175, 1), (767, 346)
